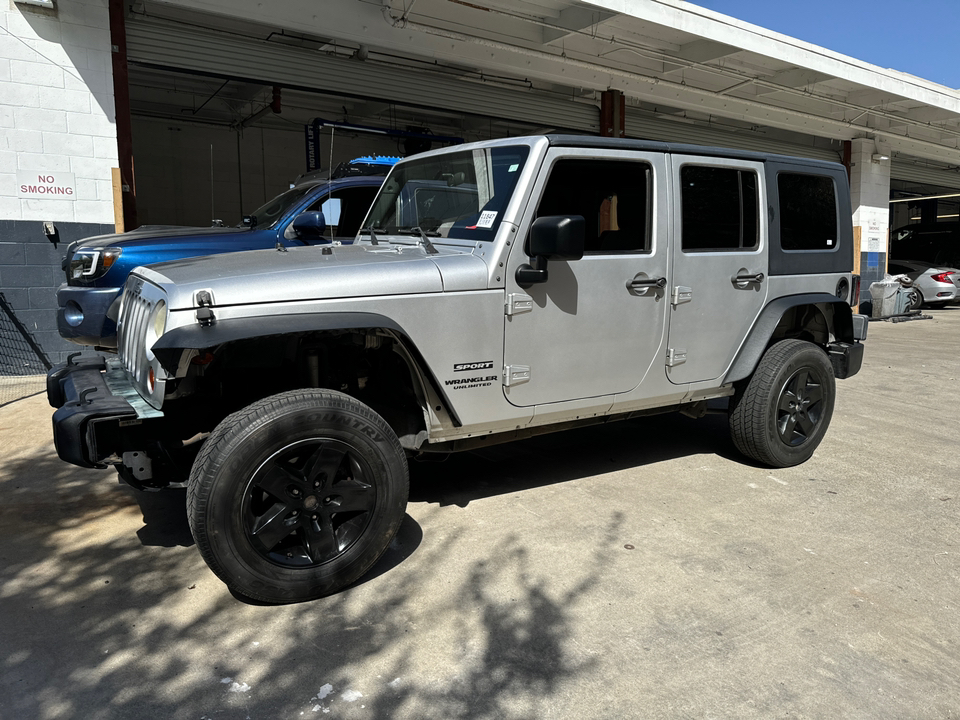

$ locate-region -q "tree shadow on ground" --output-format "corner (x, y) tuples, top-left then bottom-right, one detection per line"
(0, 400), (739, 719)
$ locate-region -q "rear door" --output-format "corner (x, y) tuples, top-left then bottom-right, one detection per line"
(666, 156), (768, 384)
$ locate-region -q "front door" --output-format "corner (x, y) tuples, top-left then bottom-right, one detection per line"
(666, 156), (769, 384)
(502, 149), (669, 407)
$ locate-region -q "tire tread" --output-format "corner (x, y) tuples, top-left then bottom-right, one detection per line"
(729, 339), (833, 468)
(187, 389), (407, 603)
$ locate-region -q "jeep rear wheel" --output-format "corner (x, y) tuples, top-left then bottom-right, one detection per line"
(187, 390), (408, 604)
(729, 339), (836, 468)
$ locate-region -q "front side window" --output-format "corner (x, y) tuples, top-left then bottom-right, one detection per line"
(363, 146), (530, 241)
(778, 173), (838, 251)
(535, 158), (652, 253)
(306, 186), (379, 239)
(681, 166), (759, 252)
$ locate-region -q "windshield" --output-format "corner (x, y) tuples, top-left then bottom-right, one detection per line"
(363, 145), (530, 241)
(243, 184), (314, 228)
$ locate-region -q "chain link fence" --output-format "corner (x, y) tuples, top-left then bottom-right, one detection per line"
(0, 292), (52, 408)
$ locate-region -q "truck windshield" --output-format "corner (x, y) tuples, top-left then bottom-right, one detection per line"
(243, 184), (315, 228)
(363, 145), (530, 241)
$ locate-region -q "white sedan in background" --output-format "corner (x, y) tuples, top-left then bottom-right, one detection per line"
(889, 260), (960, 309)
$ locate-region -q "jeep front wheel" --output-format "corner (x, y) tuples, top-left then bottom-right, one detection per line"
(729, 339), (836, 468)
(187, 390), (408, 603)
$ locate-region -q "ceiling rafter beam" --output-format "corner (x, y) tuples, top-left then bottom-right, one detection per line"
(542, 6), (617, 44)
(753, 67), (834, 95)
(662, 39), (740, 74)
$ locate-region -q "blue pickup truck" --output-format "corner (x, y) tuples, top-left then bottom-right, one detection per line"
(57, 156), (398, 348)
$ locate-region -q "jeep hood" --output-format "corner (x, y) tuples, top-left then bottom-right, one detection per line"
(135, 242), (488, 309)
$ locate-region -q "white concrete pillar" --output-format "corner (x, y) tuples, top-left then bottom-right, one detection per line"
(848, 138), (892, 290)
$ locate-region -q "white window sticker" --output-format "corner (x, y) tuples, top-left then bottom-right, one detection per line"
(477, 210), (498, 228)
(508, 164), (519, 172)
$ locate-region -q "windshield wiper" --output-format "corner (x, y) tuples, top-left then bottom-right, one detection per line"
(397, 226), (439, 254)
(396, 226), (442, 237)
(358, 226), (379, 245)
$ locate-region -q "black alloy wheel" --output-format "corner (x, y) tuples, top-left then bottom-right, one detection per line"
(776, 367), (825, 447)
(729, 339), (836, 468)
(243, 438), (376, 568)
(188, 389), (408, 604)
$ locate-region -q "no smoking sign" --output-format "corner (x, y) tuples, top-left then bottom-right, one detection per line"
(17, 171), (77, 200)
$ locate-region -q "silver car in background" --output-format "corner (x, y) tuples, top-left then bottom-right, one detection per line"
(888, 260), (960, 309)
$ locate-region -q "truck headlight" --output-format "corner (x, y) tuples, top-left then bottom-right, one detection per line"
(69, 247), (122, 280)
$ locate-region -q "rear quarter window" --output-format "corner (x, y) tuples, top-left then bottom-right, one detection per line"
(778, 173), (838, 252)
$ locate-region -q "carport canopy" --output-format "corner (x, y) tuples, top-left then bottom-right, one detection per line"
(139, 0), (960, 169)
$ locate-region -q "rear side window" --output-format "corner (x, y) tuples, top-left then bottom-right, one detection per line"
(778, 173), (838, 251)
(681, 166), (758, 252)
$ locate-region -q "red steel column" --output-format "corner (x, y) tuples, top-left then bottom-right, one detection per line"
(600, 89), (625, 138)
(109, 0), (137, 231)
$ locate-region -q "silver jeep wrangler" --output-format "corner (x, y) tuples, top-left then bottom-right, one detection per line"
(48, 135), (867, 603)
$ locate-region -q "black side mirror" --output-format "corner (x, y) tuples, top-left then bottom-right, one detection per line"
(292, 211), (327, 237)
(516, 215), (585, 286)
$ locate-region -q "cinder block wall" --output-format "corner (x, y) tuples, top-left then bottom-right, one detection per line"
(0, 0), (117, 364)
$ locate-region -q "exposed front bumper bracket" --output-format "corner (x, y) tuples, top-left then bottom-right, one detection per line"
(48, 356), (162, 468)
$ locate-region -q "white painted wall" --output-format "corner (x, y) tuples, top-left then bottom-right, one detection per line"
(132, 116), (400, 227)
(0, 0), (117, 224)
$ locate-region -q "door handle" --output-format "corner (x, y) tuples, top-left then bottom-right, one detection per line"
(626, 276), (667, 291)
(732, 271), (764, 288)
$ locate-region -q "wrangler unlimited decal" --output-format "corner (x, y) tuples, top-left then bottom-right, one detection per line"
(445, 374), (498, 390)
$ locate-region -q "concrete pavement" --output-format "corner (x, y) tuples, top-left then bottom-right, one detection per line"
(1, 307), (959, 719)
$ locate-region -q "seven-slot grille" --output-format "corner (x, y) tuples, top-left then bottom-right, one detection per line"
(116, 277), (157, 391)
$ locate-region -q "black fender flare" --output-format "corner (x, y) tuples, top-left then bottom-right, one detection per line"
(152, 312), (461, 426)
(724, 293), (854, 385)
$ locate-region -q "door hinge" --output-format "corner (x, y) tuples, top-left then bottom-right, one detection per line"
(671, 286), (693, 306)
(505, 293), (533, 317)
(666, 348), (687, 367)
(503, 364), (531, 387)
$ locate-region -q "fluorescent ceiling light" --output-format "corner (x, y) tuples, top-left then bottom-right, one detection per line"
(890, 192), (960, 204)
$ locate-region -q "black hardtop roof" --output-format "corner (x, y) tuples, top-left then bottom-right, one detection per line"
(545, 134), (843, 171)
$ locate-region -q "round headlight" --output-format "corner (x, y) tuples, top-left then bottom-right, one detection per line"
(144, 300), (167, 362)
(152, 300), (166, 337)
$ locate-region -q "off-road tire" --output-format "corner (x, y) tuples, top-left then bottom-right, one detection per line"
(729, 339), (836, 468)
(187, 389), (408, 604)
